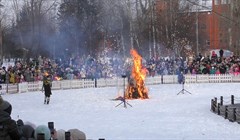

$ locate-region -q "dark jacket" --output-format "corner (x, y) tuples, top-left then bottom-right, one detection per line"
(42, 76), (52, 97)
(19, 124), (35, 140)
(0, 101), (22, 140)
(0, 118), (22, 140)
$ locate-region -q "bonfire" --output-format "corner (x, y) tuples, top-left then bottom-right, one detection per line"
(125, 49), (148, 99)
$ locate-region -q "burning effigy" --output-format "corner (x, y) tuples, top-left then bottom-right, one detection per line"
(125, 49), (148, 99)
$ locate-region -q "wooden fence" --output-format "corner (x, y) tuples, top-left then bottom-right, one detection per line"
(0, 74), (240, 94)
(211, 95), (240, 124)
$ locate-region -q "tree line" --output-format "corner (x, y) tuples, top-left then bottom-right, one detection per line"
(0, 0), (210, 60)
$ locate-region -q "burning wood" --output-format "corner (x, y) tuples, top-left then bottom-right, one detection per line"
(125, 49), (148, 99)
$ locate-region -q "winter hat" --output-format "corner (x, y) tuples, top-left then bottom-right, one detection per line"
(34, 125), (51, 140)
(56, 129), (65, 140)
(68, 129), (86, 140)
(17, 119), (24, 126)
(0, 96), (12, 115)
(24, 121), (37, 129)
(22, 124), (35, 139)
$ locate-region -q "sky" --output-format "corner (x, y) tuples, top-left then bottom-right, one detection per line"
(2, 82), (240, 140)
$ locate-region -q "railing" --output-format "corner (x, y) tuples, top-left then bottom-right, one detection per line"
(0, 74), (240, 95)
(211, 95), (240, 124)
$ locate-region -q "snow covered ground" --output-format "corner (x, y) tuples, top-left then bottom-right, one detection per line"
(2, 83), (240, 140)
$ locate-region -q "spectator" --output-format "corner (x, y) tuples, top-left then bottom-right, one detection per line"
(22, 125), (35, 139)
(9, 69), (15, 84)
(215, 68), (221, 74)
(211, 51), (217, 60)
(24, 67), (32, 82)
(177, 71), (184, 84)
(210, 66), (216, 74)
(24, 121), (37, 129)
(34, 125), (51, 140)
(219, 49), (224, 58)
(0, 67), (6, 83)
(56, 129), (65, 140)
(68, 128), (86, 140)
(0, 96), (23, 140)
(17, 119), (35, 140)
(197, 53), (203, 62)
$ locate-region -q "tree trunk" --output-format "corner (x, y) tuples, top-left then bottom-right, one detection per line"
(149, 24), (152, 59)
(128, 0), (134, 49)
(151, 0), (156, 58)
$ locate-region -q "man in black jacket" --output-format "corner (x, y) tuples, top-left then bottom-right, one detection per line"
(219, 49), (224, 58)
(0, 96), (23, 140)
(42, 74), (52, 104)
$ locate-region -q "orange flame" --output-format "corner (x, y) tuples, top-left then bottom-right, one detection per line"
(44, 72), (49, 76)
(125, 49), (148, 99)
(55, 76), (62, 81)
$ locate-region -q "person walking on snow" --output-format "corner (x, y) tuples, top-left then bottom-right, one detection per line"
(42, 73), (52, 104)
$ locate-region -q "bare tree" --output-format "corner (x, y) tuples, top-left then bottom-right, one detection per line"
(96, 0), (130, 58)
(12, 0), (58, 57)
(0, 0), (3, 61)
(232, 0), (240, 55)
(154, 0), (195, 57)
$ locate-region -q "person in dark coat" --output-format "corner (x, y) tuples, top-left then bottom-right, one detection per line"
(42, 74), (52, 104)
(177, 71), (184, 84)
(219, 49), (224, 58)
(0, 96), (22, 140)
(17, 119), (35, 140)
(22, 125), (35, 139)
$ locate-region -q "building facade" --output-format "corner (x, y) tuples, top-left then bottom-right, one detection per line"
(155, 0), (239, 56)
(190, 0), (238, 55)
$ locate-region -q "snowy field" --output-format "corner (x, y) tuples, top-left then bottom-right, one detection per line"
(2, 83), (240, 140)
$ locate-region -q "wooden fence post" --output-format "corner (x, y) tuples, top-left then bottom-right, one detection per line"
(214, 97), (217, 103)
(217, 103), (220, 115)
(233, 108), (236, 121)
(225, 106), (228, 119)
(211, 99), (215, 112)
(220, 96), (223, 105)
(231, 95), (234, 105)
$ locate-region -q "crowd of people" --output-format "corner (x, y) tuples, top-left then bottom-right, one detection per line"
(1, 49), (239, 140)
(0, 49), (239, 85)
(0, 95), (86, 140)
(0, 55), (126, 84)
(146, 52), (240, 77)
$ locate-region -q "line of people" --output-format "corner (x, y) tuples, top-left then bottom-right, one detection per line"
(2, 51), (240, 86)
(0, 96), (86, 140)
